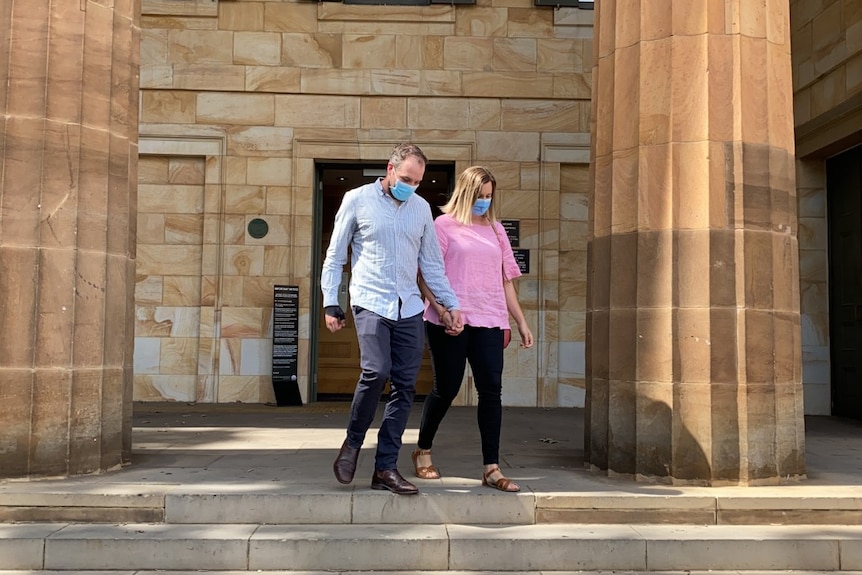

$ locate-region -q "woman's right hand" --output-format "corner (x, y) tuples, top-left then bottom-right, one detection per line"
(517, 321), (533, 348)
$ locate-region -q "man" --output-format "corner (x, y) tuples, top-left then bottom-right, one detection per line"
(321, 143), (462, 495)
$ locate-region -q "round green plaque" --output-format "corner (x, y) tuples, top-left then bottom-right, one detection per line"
(248, 218), (269, 239)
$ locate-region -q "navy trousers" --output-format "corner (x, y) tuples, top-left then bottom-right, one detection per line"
(346, 307), (425, 470)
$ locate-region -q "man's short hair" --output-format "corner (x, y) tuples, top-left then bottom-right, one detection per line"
(390, 143), (428, 169)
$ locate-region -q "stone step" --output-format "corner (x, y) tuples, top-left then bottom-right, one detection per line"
(4, 522), (862, 572)
(4, 572), (862, 575)
(5, 573), (862, 575)
(3, 488), (862, 526)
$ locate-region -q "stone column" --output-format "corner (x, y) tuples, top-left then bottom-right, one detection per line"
(586, 0), (805, 485)
(0, 0), (140, 478)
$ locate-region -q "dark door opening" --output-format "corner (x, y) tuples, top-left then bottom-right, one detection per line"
(312, 161), (454, 401)
(827, 144), (862, 419)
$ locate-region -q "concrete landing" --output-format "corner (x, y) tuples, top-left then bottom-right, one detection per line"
(2, 404), (861, 512)
(3, 404), (862, 572)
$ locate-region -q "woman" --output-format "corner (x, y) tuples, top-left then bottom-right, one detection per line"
(414, 166), (533, 492)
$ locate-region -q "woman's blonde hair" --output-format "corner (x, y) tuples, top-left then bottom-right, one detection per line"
(441, 166), (497, 225)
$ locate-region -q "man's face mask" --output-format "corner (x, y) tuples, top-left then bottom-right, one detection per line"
(391, 178), (418, 201)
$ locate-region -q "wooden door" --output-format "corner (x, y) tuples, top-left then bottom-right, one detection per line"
(827, 145), (862, 418)
(315, 163), (452, 400)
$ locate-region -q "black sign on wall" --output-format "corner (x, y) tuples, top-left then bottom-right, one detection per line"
(272, 285), (303, 406)
(513, 249), (530, 274)
(501, 220), (528, 274)
(501, 220), (520, 247)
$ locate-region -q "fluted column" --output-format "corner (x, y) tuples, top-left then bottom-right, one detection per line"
(586, 0), (805, 485)
(0, 0), (140, 478)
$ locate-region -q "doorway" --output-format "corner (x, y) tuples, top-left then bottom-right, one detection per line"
(827, 145), (862, 419)
(312, 161), (454, 401)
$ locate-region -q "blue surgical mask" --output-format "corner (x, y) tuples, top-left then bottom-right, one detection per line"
(391, 179), (418, 201)
(472, 198), (492, 216)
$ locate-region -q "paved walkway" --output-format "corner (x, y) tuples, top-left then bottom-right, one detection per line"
(3, 402), (862, 498)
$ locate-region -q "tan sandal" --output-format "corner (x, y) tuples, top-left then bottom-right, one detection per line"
(411, 448), (441, 479)
(482, 466), (520, 492)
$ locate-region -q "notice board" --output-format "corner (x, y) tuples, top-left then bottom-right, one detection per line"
(272, 285), (303, 406)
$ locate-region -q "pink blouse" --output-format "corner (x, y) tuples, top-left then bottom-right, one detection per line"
(423, 214), (521, 329)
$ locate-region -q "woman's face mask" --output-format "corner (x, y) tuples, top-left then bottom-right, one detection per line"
(472, 197), (492, 216)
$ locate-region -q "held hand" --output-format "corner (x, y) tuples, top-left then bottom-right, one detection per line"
(439, 308), (455, 328)
(444, 324), (464, 336)
(449, 309), (463, 330)
(518, 322), (534, 348)
(325, 306), (347, 333)
(444, 309), (464, 335)
(439, 309), (462, 335)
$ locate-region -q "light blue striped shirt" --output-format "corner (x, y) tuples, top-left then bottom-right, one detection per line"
(321, 178), (459, 321)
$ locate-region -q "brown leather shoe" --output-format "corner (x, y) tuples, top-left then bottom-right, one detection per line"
(333, 440), (360, 484)
(371, 468), (419, 495)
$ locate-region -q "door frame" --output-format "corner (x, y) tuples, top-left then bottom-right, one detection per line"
(310, 161), (388, 401)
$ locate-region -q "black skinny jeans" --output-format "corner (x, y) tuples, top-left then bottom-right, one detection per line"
(418, 322), (505, 465)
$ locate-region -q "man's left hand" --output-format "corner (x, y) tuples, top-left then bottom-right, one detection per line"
(444, 309), (464, 335)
